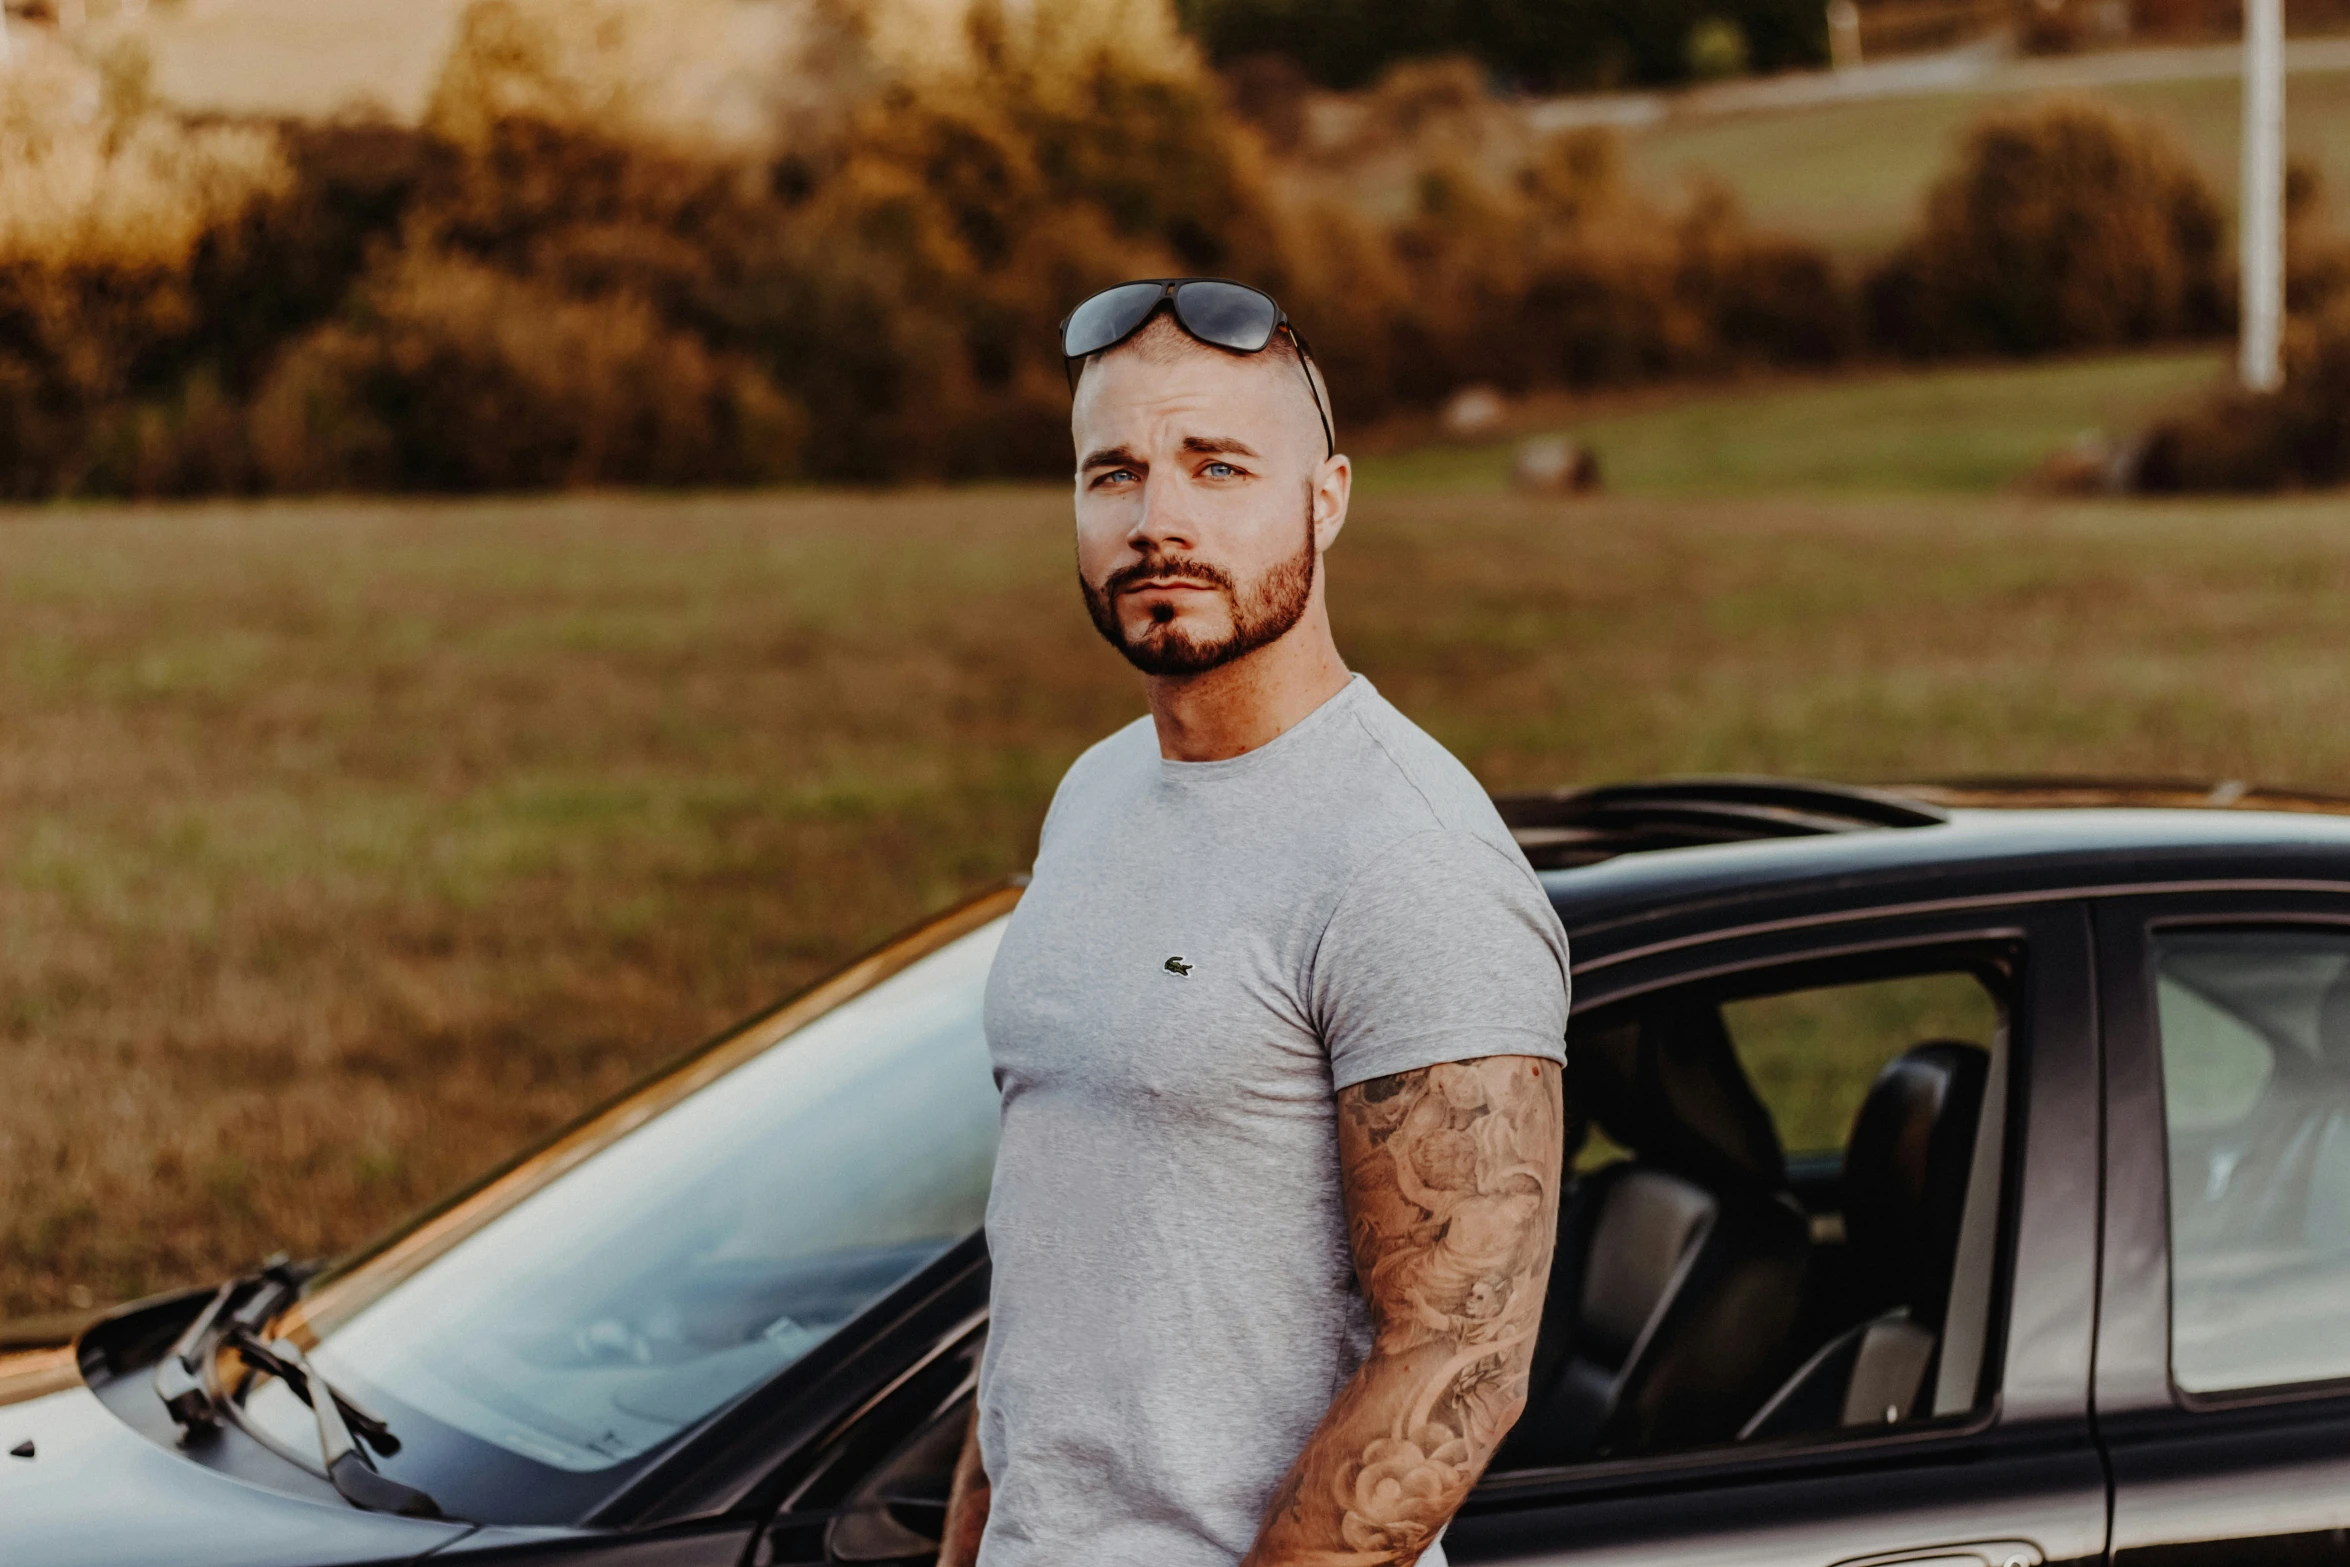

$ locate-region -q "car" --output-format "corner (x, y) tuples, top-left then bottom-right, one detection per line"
(10, 773), (2350, 1567)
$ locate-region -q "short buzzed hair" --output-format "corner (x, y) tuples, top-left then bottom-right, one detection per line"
(1083, 310), (1334, 443)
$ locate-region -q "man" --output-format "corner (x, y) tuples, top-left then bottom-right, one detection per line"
(942, 279), (1570, 1567)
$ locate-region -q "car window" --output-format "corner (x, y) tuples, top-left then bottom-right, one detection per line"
(2158, 969), (2275, 1131)
(1504, 954), (2009, 1474)
(1723, 972), (2001, 1158)
(1567, 971), (1999, 1174)
(2156, 929), (2350, 1395)
(241, 914), (1005, 1522)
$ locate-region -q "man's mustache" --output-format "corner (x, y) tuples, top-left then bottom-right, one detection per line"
(1102, 555), (1236, 597)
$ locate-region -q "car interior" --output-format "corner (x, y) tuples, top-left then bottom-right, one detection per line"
(795, 951), (2017, 1563)
(1496, 952), (2013, 1470)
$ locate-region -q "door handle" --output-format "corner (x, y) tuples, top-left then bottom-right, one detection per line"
(1831, 1544), (2043, 1567)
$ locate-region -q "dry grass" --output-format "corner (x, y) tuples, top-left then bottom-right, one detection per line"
(8, 478), (2350, 1319)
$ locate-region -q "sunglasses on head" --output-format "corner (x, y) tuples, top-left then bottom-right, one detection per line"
(1060, 278), (1334, 457)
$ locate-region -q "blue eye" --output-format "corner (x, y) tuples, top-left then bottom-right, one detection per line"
(1205, 462), (1236, 478)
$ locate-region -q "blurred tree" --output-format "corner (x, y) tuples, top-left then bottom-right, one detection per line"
(1172, 0), (1827, 91)
(0, 0), (1858, 496)
(1684, 14), (1753, 79)
(1865, 99), (2228, 357)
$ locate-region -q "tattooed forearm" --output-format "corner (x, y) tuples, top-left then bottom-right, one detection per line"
(936, 1404), (990, 1567)
(1243, 1055), (1564, 1567)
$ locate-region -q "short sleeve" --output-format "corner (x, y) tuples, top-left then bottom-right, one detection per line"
(1310, 831), (1572, 1092)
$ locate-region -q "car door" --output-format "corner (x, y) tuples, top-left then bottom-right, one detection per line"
(1444, 900), (2106, 1567)
(2096, 892), (2350, 1566)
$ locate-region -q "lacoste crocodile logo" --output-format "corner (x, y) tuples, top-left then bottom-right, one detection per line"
(1164, 956), (1193, 977)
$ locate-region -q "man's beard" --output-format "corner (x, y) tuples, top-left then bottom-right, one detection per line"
(1081, 508), (1316, 677)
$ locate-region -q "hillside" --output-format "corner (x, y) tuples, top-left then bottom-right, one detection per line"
(1623, 53), (2350, 258)
(124, 6), (2350, 262)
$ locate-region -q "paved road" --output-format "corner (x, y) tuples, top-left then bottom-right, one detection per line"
(1530, 33), (2350, 132)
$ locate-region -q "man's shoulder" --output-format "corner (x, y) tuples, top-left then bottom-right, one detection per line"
(1065, 712), (1157, 780)
(1038, 714), (1156, 834)
(1332, 684), (1513, 841)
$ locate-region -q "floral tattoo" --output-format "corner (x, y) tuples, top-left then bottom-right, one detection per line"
(1244, 1055), (1563, 1566)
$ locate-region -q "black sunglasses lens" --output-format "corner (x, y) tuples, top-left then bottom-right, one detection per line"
(1172, 281), (1280, 352)
(1063, 283), (1167, 359)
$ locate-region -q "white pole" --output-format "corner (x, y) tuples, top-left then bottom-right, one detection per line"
(2241, 0), (2286, 392)
(1827, 0), (1862, 71)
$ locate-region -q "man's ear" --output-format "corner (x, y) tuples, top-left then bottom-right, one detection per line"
(1311, 453), (1352, 552)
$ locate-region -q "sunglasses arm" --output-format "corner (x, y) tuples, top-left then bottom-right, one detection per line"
(1282, 326), (1335, 459)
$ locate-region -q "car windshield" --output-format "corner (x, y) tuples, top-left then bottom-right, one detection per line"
(236, 900), (1008, 1523)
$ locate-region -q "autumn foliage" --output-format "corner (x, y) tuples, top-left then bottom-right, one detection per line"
(3, 2), (2321, 498)
(0, 0), (1869, 496)
(1864, 99), (2230, 358)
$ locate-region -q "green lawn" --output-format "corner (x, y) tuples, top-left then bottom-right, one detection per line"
(1625, 67), (2350, 259)
(1360, 347), (2227, 496)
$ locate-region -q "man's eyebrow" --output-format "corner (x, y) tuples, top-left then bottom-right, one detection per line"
(1079, 446), (1144, 471)
(1179, 435), (1261, 458)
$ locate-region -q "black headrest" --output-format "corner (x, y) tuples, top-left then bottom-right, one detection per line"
(1572, 1003), (1786, 1192)
(1842, 1041), (1990, 1328)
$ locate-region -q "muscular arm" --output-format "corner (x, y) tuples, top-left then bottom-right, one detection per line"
(938, 1404), (991, 1567)
(1243, 1055), (1564, 1567)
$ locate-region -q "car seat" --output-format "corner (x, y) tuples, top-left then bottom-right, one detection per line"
(1739, 1040), (1990, 1440)
(1499, 1003), (1811, 1466)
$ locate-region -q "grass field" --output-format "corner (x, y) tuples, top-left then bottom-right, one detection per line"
(1626, 66), (2350, 259)
(8, 350), (2350, 1324)
(1363, 346), (2227, 495)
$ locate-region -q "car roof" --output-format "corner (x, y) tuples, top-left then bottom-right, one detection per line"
(1539, 800), (2350, 963)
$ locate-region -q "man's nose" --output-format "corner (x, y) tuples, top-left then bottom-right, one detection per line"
(1127, 469), (1196, 554)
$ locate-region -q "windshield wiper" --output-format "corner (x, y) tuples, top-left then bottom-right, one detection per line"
(229, 1329), (445, 1519)
(153, 1254), (452, 1521)
(155, 1255), (310, 1432)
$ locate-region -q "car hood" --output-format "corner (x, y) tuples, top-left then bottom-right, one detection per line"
(0, 1371), (470, 1567)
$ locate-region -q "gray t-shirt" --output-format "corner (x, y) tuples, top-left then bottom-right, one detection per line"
(977, 676), (1571, 1567)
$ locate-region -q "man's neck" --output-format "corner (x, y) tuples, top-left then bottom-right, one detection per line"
(1144, 620), (1352, 763)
